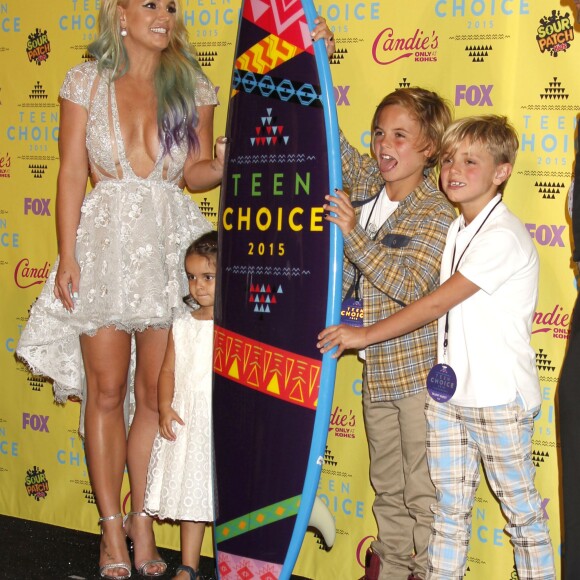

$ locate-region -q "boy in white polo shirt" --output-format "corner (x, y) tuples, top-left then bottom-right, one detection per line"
(319, 115), (555, 579)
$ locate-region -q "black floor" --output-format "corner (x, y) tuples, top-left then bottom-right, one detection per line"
(0, 514), (208, 579)
(0, 515), (310, 580)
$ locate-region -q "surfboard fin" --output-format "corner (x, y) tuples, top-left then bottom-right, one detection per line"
(308, 496), (336, 548)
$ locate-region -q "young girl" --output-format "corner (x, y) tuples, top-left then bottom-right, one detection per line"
(144, 231), (218, 580)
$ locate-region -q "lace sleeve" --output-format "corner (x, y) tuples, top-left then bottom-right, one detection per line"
(59, 61), (98, 109)
(194, 68), (218, 107)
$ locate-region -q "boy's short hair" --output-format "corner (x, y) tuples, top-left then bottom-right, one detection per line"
(441, 115), (519, 166)
(372, 87), (452, 168)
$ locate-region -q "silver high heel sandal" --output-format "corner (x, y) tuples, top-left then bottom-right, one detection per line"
(123, 511), (167, 577)
(98, 513), (132, 579)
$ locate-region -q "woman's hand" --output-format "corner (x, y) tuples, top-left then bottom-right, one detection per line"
(158, 407), (184, 441)
(311, 16), (336, 58)
(317, 324), (368, 358)
(323, 188), (357, 236)
(213, 135), (228, 174)
(54, 255), (81, 312)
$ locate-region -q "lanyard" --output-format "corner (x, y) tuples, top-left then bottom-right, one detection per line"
(442, 199), (502, 355)
(352, 193), (382, 301)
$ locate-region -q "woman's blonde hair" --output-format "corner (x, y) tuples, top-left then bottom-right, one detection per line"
(88, 0), (204, 154)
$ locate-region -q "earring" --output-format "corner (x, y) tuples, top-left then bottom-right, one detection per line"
(120, 27), (127, 37)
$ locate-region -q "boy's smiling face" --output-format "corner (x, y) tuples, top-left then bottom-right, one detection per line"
(440, 138), (512, 223)
(372, 104), (432, 201)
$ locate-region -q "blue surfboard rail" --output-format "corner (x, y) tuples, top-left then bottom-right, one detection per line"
(280, 2), (343, 577)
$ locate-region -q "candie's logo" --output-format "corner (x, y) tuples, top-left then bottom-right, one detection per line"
(533, 304), (570, 340)
(536, 11), (574, 56)
(328, 405), (357, 439)
(372, 28), (438, 65)
(357, 535), (376, 569)
(26, 28), (51, 65)
(14, 258), (50, 289)
(0, 152), (10, 179)
(25, 466), (49, 500)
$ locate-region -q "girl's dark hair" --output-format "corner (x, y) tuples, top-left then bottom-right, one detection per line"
(183, 231), (218, 307)
(185, 230), (218, 262)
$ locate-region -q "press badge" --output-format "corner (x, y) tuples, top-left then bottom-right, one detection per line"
(426, 363), (457, 403)
(340, 297), (364, 327)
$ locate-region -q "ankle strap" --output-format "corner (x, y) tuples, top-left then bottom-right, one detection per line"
(126, 511), (149, 518)
(98, 512), (122, 524)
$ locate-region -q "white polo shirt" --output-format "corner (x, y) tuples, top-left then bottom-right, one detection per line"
(437, 195), (541, 410)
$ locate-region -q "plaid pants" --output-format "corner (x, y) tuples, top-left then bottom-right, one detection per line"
(425, 395), (555, 580)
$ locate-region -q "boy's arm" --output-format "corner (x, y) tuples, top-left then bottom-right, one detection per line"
(327, 187), (455, 305)
(318, 272), (479, 357)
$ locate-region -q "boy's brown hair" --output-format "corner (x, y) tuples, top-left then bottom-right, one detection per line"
(372, 87), (452, 169)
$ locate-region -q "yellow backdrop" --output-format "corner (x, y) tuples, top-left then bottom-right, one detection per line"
(1, 1), (576, 578)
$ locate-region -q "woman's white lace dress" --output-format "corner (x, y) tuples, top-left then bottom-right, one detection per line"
(144, 313), (214, 521)
(16, 61), (215, 403)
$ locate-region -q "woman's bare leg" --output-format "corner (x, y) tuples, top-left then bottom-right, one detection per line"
(125, 326), (169, 575)
(81, 327), (132, 578)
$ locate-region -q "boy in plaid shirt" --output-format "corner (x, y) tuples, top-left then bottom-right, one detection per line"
(327, 87), (455, 580)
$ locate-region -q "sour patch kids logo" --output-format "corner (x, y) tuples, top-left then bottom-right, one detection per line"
(26, 28), (51, 65)
(536, 11), (574, 56)
(25, 466), (49, 500)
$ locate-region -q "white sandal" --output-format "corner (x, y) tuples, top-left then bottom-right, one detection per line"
(123, 511), (167, 577)
(98, 513), (131, 579)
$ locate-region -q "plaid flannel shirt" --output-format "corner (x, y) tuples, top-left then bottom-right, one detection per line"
(340, 131), (456, 402)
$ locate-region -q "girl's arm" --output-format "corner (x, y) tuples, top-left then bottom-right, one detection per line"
(182, 105), (226, 192)
(157, 329), (184, 441)
(318, 271), (480, 357)
(54, 98), (89, 312)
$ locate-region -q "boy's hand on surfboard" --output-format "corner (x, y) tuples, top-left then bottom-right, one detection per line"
(158, 407), (185, 441)
(323, 189), (357, 235)
(311, 16), (336, 58)
(317, 325), (368, 358)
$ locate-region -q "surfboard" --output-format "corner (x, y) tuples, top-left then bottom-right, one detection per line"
(212, 0), (342, 578)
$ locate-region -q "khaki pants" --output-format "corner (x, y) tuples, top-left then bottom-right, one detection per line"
(363, 389), (435, 580)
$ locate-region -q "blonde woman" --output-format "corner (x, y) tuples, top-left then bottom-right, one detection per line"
(17, 1), (225, 577)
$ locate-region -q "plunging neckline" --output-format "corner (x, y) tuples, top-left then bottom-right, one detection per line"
(111, 79), (163, 180)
